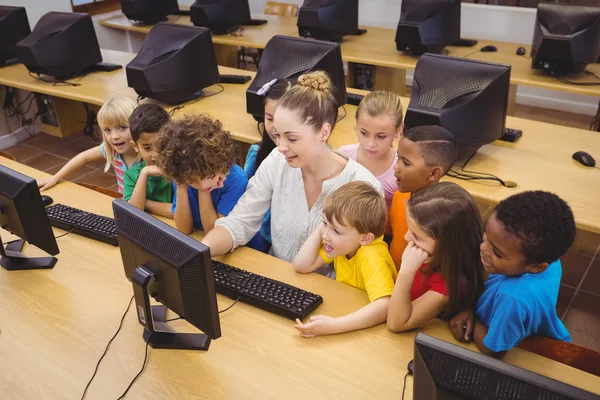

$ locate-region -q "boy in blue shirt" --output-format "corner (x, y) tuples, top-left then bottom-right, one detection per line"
(449, 191), (576, 358)
(155, 115), (248, 234)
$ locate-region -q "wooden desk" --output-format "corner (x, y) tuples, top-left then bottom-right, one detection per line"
(100, 13), (600, 107)
(100, 13), (298, 67)
(1, 158), (599, 399)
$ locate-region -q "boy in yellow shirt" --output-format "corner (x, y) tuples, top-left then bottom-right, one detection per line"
(293, 181), (397, 337)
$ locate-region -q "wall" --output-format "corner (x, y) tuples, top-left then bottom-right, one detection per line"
(0, 0), (72, 26)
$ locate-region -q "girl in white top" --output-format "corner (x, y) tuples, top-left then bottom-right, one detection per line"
(337, 91), (403, 210)
(202, 71), (382, 263)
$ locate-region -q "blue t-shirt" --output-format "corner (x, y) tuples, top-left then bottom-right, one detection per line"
(244, 143), (272, 247)
(475, 260), (571, 352)
(171, 164), (263, 251)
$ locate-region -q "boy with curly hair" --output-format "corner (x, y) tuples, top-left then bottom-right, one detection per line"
(155, 114), (249, 236)
(449, 191), (576, 358)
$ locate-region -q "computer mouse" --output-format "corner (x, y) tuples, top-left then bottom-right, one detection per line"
(41, 195), (53, 206)
(480, 45), (498, 53)
(572, 151), (596, 167)
(516, 47), (526, 56)
(407, 359), (414, 375)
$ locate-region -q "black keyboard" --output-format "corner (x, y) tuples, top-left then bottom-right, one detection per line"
(500, 127), (523, 142)
(46, 204), (118, 246)
(220, 74), (252, 84)
(212, 260), (323, 320)
(244, 19), (267, 26)
(347, 92), (364, 106)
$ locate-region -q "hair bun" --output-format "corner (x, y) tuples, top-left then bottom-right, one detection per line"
(298, 71), (332, 93)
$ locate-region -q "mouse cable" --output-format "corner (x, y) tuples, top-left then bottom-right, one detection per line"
(401, 370), (410, 400)
(80, 295), (134, 400)
(547, 69), (600, 86)
(462, 50), (481, 59)
(168, 85), (225, 116)
(28, 71), (81, 87)
(337, 106), (347, 122)
(54, 229), (73, 240)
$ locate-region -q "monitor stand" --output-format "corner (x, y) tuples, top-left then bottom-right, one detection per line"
(132, 266), (211, 351)
(0, 236), (57, 271)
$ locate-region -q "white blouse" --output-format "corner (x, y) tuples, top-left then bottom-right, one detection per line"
(215, 149), (383, 263)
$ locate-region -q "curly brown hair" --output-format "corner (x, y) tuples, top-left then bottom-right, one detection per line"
(155, 114), (237, 184)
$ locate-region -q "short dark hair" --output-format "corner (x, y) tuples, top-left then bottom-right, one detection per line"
(403, 125), (457, 173)
(129, 104), (170, 142)
(495, 191), (576, 265)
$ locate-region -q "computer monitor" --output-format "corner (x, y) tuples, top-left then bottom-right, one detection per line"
(190, 0), (252, 35)
(126, 23), (219, 104)
(404, 54), (511, 161)
(121, 0), (179, 25)
(112, 199), (221, 350)
(15, 12), (102, 79)
(531, 3), (600, 76)
(0, 6), (31, 67)
(395, 0), (460, 56)
(297, 0), (359, 42)
(414, 333), (599, 399)
(246, 35), (347, 119)
(0, 165), (59, 271)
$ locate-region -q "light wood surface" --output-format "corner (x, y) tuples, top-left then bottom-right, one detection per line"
(0, 49), (132, 106)
(100, 13), (298, 49)
(1, 157), (599, 399)
(100, 14), (600, 98)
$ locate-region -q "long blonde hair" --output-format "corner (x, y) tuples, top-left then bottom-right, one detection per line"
(97, 97), (137, 172)
(355, 90), (404, 129)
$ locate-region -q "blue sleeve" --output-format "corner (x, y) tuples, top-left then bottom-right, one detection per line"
(482, 296), (529, 352)
(244, 144), (259, 178)
(215, 166), (248, 216)
(171, 181), (178, 214)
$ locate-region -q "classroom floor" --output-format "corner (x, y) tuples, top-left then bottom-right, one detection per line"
(2, 104), (600, 353)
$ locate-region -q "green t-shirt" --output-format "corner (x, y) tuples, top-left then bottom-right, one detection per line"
(123, 161), (174, 204)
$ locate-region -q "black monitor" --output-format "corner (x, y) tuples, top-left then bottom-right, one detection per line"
(395, 0), (460, 56)
(414, 333), (599, 399)
(15, 12), (102, 79)
(126, 23), (219, 104)
(0, 6), (31, 67)
(404, 54), (511, 161)
(531, 3), (600, 76)
(113, 199), (221, 350)
(0, 165), (59, 270)
(297, 0), (359, 42)
(246, 35), (347, 119)
(190, 0), (252, 35)
(121, 0), (179, 25)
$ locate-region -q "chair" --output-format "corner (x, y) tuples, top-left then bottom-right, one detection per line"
(518, 336), (600, 377)
(238, 2), (299, 70)
(77, 183), (122, 199)
(0, 151), (16, 161)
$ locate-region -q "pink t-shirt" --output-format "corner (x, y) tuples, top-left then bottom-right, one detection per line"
(338, 144), (398, 210)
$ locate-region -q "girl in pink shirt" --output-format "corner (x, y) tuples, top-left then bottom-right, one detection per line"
(337, 91), (403, 209)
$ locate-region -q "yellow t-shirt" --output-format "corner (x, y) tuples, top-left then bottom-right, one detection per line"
(319, 236), (398, 302)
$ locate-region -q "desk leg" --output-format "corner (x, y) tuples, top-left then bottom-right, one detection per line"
(238, 141), (251, 167)
(214, 44), (240, 68)
(373, 67), (406, 96)
(507, 84), (517, 116)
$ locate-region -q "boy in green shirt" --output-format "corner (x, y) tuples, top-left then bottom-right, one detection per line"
(123, 104), (173, 218)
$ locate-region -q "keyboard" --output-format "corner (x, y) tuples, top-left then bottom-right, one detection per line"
(212, 260), (323, 320)
(347, 92), (364, 106)
(46, 204), (118, 246)
(500, 127), (523, 142)
(244, 19), (267, 26)
(220, 74), (252, 84)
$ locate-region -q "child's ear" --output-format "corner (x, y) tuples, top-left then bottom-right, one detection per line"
(359, 232), (375, 246)
(130, 140), (139, 153)
(428, 166), (444, 182)
(526, 262), (549, 274)
(395, 123), (404, 138)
